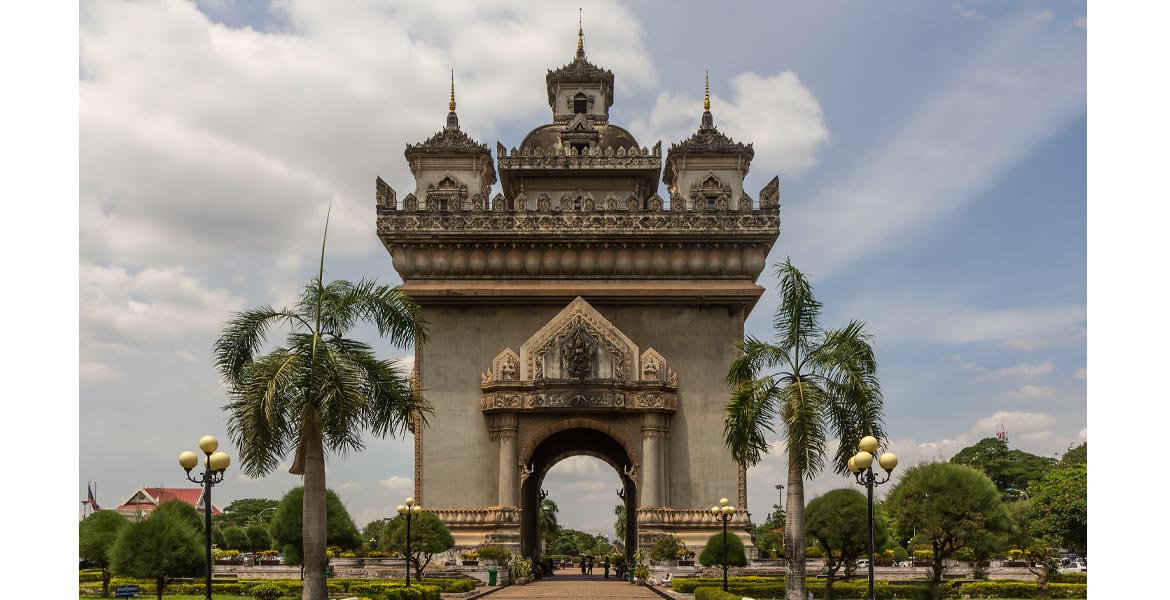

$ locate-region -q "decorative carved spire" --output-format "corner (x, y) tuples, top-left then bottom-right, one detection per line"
(577, 9), (584, 58)
(704, 70), (710, 111)
(701, 70), (714, 129)
(446, 69), (459, 130)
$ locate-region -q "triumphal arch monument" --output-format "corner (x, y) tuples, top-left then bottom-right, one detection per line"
(374, 29), (780, 558)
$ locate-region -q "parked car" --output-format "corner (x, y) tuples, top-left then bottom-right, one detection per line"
(1058, 557), (1086, 574)
(855, 559), (870, 570)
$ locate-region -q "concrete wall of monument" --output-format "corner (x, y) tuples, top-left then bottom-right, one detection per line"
(417, 301), (744, 512)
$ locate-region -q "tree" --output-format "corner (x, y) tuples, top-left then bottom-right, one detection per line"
(806, 489), (888, 600)
(151, 499), (204, 533)
(110, 505), (204, 600)
(214, 210), (428, 600)
(949, 437), (1056, 496)
(380, 511), (455, 579)
(551, 536), (579, 556)
(79, 511), (130, 597)
(613, 504), (626, 541)
(650, 535), (686, 562)
(216, 498), (279, 528)
(361, 519), (386, 548)
(1059, 442), (1087, 467)
(246, 524), (272, 552)
(223, 526), (250, 551)
(885, 463), (1010, 600)
(698, 531), (747, 568)
(268, 487), (363, 568)
(212, 526), (227, 549)
(538, 498), (560, 551)
(1030, 465), (1087, 552)
(723, 258), (885, 600)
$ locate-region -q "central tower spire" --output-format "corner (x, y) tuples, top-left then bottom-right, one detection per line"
(701, 70), (714, 128)
(446, 69), (459, 130)
(577, 9), (585, 58)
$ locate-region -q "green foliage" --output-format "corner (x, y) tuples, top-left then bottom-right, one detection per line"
(245, 523), (271, 551)
(380, 511), (456, 579)
(538, 498), (560, 544)
(957, 580), (1087, 598)
(249, 582), (283, 600)
(1028, 464), (1087, 551)
(614, 503), (626, 540)
(223, 526), (250, 551)
(362, 519), (387, 546)
(216, 497), (280, 528)
(650, 535), (687, 561)
(212, 526), (227, 548)
(151, 499), (204, 533)
(694, 586), (744, 600)
(807, 488), (888, 585)
(550, 536), (579, 555)
(950, 437), (1057, 497)
(475, 545), (511, 563)
(109, 506), (204, 600)
(1059, 442), (1087, 467)
(698, 531), (747, 568)
(510, 555), (532, 581)
(268, 486), (363, 565)
(751, 523), (783, 558)
(892, 545), (910, 561)
(885, 462), (1010, 599)
(79, 511), (130, 597)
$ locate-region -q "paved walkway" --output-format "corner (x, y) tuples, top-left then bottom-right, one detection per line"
(486, 574), (664, 599)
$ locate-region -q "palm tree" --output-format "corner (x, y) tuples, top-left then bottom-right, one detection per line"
(538, 498), (559, 553)
(724, 258), (884, 600)
(214, 210), (428, 600)
(613, 503), (626, 540)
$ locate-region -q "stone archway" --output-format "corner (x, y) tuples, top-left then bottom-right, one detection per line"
(519, 426), (638, 560)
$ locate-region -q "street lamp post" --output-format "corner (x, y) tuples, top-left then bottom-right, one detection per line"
(848, 435), (897, 600)
(774, 483), (784, 557)
(397, 497), (423, 587)
(179, 435), (231, 600)
(709, 497), (736, 592)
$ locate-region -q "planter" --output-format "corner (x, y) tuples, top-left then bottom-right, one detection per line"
(462, 560), (480, 566)
(633, 577), (645, 585)
(677, 560), (695, 566)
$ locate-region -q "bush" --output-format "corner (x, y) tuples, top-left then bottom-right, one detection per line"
(698, 532), (747, 568)
(79, 569), (104, 583)
(476, 545), (511, 563)
(1050, 572), (1087, 584)
(650, 535), (687, 562)
(673, 576), (782, 594)
(694, 586), (743, 600)
(250, 582), (283, 600)
(957, 581), (1087, 599)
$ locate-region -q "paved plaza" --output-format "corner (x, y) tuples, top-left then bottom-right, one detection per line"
(485, 575), (665, 600)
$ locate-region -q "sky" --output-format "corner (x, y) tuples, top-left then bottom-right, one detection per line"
(70, 0), (1091, 538)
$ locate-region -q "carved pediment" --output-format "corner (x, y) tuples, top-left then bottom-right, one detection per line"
(483, 348), (521, 384)
(522, 297), (637, 381)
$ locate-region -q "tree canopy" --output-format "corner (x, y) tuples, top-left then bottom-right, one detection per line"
(807, 488), (888, 590)
(885, 463), (1010, 600)
(1029, 464), (1087, 551)
(110, 504), (204, 600)
(246, 523), (272, 552)
(949, 437), (1056, 496)
(223, 526), (250, 551)
(216, 497), (279, 528)
(268, 486), (362, 566)
(79, 510), (130, 597)
(151, 499), (204, 533)
(1059, 442), (1087, 467)
(380, 511), (455, 579)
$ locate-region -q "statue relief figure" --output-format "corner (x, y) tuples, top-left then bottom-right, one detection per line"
(561, 328), (596, 380)
(642, 358), (659, 380)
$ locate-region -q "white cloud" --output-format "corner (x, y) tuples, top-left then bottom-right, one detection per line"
(378, 475), (413, 497)
(1001, 337), (1047, 352)
(631, 70), (829, 180)
(953, 3), (987, 21)
(335, 481), (364, 493)
(971, 410), (1053, 435)
(989, 361), (1055, 379)
(80, 361), (123, 383)
(1074, 16), (1086, 29)
(1073, 367), (1086, 380)
(1007, 385), (1056, 399)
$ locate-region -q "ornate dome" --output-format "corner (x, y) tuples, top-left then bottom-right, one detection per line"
(518, 122), (640, 153)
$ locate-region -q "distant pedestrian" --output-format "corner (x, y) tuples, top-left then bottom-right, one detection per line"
(587, 556), (594, 575)
(603, 557), (610, 578)
(580, 556), (586, 574)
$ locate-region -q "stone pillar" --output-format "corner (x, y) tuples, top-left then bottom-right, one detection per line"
(640, 413), (670, 507)
(491, 413), (519, 506)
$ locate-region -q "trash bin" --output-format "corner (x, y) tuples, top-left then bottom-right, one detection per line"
(488, 568), (498, 586)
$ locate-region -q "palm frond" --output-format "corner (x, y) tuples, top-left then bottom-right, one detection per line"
(808, 320), (885, 474)
(779, 378), (830, 478)
(223, 348), (303, 478)
(723, 376), (782, 466)
(772, 258), (822, 352)
(213, 307), (309, 386)
(313, 337), (375, 458)
(725, 336), (792, 386)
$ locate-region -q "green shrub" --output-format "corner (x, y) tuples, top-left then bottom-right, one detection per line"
(673, 576), (783, 594)
(650, 535), (687, 562)
(694, 586), (743, 600)
(476, 545), (511, 563)
(79, 569), (104, 583)
(957, 581), (1087, 599)
(698, 532), (747, 568)
(250, 582), (283, 600)
(1050, 572), (1087, 584)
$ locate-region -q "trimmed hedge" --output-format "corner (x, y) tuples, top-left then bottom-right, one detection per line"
(694, 586), (743, 600)
(957, 581), (1088, 599)
(673, 576), (783, 593)
(86, 576), (468, 598)
(79, 569), (104, 583)
(1050, 572), (1087, 584)
(808, 580), (933, 599)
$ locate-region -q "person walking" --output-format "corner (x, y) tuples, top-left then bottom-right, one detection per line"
(603, 556), (610, 579)
(587, 555), (594, 575)
(580, 556), (586, 575)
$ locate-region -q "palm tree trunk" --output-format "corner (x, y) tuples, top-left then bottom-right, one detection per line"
(785, 457), (807, 600)
(301, 419), (328, 600)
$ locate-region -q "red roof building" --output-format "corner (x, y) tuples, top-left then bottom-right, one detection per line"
(111, 486), (223, 521)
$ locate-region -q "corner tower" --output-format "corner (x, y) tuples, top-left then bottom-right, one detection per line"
(375, 32), (782, 558)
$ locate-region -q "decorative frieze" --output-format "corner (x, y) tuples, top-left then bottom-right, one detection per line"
(636, 507), (752, 529)
(429, 507), (521, 527)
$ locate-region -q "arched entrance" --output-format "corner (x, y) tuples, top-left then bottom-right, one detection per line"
(520, 427), (637, 559)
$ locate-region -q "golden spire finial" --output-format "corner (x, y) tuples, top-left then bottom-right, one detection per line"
(704, 70), (711, 111)
(577, 9), (584, 55)
(449, 69), (456, 112)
